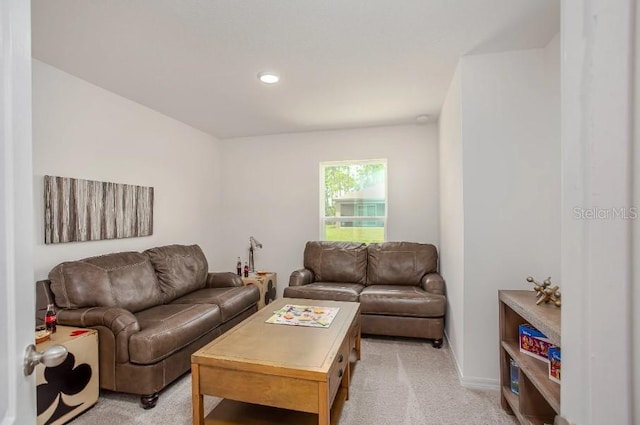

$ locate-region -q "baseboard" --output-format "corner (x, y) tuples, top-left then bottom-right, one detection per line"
(459, 376), (500, 390)
(444, 331), (500, 391)
(444, 330), (464, 381)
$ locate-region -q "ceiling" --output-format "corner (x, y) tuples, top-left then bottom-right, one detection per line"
(31, 1), (559, 139)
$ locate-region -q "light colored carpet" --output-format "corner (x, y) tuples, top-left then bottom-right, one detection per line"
(69, 337), (518, 425)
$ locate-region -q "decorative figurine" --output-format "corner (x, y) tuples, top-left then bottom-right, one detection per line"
(526, 276), (561, 307)
(526, 276), (549, 298)
(248, 236), (263, 273)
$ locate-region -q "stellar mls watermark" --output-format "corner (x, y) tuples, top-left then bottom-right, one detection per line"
(573, 207), (638, 220)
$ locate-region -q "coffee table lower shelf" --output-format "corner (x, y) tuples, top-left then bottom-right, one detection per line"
(205, 387), (348, 425)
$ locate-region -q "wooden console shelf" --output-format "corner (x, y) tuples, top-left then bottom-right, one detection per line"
(499, 290), (561, 425)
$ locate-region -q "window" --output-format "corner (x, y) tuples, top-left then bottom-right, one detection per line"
(320, 159), (387, 243)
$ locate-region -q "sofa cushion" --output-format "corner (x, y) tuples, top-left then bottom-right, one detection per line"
(366, 242), (438, 286)
(303, 241), (367, 284)
(170, 286), (260, 322)
(129, 303), (221, 365)
(283, 282), (364, 302)
(359, 285), (445, 317)
(144, 244), (208, 301)
(49, 252), (164, 313)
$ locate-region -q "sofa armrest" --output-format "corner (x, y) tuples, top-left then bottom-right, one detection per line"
(58, 307), (140, 363)
(289, 268), (314, 286)
(206, 272), (244, 288)
(421, 273), (445, 295)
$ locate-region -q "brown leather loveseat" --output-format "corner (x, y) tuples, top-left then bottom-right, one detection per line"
(36, 244), (259, 408)
(284, 241), (445, 348)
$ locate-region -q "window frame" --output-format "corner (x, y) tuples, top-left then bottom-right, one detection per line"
(319, 158), (388, 243)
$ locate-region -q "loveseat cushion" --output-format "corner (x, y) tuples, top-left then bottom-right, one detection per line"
(170, 286), (259, 322)
(49, 252), (164, 313)
(129, 303), (221, 365)
(303, 241), (367, 284)
(366, 242), (438, 286)
(359, 285), (445, 317)
(283, 282), (364, 302)
(144, 244), (208, 301)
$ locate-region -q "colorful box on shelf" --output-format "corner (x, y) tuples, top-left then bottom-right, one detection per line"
(548, 346), (561, 384)
(519, 324), (552, 362)
(509, 358), (520, 395)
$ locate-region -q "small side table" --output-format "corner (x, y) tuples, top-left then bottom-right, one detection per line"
(241, 272), (277, 310)
(36, 325), (99, 425)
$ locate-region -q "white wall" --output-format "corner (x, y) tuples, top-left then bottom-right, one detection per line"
(461, 38), (561, 383)
(439, 35), (560, 387)
(32, 60), (222, 279)
(439, 66), (465, 374)
(219, 124), (440, 298)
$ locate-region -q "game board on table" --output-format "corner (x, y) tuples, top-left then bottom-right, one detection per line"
(265, 304), (340, 328)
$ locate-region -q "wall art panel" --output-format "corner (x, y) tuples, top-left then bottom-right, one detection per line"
(44, 175), (153, 244)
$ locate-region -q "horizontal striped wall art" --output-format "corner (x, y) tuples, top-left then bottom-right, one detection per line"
(44, 175), (154, 244)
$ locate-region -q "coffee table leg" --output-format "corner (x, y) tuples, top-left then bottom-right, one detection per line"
(192, 364), (204, 425)
(343, 361), (350, 400)
(318, 381), (330, 425)
(355, 324), (362, 361)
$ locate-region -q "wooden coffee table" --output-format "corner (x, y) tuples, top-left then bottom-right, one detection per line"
(191, 298), (361, 425)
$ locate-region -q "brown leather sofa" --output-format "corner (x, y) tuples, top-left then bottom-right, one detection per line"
(284, 241), (445, 348)
(36, 244), (259, 408)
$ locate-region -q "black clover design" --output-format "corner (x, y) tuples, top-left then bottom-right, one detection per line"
(37, 352), (92, 424)
(264, 279), (276, 305)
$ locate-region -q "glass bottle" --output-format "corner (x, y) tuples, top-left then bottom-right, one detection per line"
(45, 303), (57, 333)
(244, 261), (249, 278)
(236, 257), (242, 276)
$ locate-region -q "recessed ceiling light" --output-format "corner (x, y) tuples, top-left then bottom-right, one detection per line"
(416, 114), (431, 124)
(258, 72), (280, 84)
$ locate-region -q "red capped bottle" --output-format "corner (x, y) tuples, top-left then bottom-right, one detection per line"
(45, 303), (57, 333)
